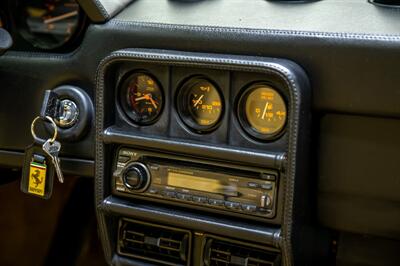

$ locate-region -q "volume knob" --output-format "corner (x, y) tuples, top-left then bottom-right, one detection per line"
(122, 162), (150, 192)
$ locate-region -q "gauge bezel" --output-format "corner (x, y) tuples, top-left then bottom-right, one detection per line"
(14, 0), (87, 51)
(176, 76), (224, 133)
(119, 71), (164, 126)
(237, 82), (288, 141)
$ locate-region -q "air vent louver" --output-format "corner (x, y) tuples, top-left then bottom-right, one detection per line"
(118, 218), (191, 266)
(204, 238), (281, 266)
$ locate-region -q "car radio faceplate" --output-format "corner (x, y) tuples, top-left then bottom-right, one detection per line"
(112, 148), (279, 220)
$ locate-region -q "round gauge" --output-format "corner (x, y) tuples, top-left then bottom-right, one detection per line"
(120, 72), (164, 125)
(177, 77), (223, 133)
(238, 84), (287, 140)
(17, 0), (83, 50)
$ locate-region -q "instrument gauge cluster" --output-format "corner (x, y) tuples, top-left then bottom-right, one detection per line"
(118, 70), (288, 143)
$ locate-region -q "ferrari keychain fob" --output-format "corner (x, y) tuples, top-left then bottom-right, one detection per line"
(20, 141), (55, 199)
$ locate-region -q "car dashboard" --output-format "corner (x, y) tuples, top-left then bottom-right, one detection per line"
(0, 0), (399, 266)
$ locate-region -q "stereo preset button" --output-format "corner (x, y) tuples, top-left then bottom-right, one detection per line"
(261, 174), (276, 181)
(118, 155), (130, 163)
(242, 204), (257, 212)
(261, 183), (273, 190)
(182, 194), (192, 201)
(225, 201), (241, 209)
(176, 193), (192, 201)
(193, 196), (208, 203)
(209, 199), (224, 206)
(148, 188), (159, 194)
(247, 182), (260, 188)
(161, 191), (176, 198)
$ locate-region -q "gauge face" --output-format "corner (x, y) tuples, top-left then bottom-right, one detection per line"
(120, 72), (164, 125)
(18, 0), (82, 50)
(238, 84), (287, 140)
(177, 77), (223, 132)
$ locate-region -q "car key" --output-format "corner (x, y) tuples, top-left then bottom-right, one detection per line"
(40, 90), (60, 119)
(42, 139), (64, 184)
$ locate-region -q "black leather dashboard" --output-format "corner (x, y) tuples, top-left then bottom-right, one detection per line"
(0, 0), (399, 265)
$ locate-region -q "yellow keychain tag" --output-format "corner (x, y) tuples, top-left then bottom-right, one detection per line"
(28, 161), (47, 197)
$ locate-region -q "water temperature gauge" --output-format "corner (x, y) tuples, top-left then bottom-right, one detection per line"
(120, 72), (164, 125)
(177, 76), (223, 133)
(238, 84), (287, 140)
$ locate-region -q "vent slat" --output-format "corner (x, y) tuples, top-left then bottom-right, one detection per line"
(211, 248), (231, 255)
(204, 238), (280, 266)
(118, 219), (190, 266)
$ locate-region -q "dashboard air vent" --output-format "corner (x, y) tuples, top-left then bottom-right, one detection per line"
(203, 238), (281, 266)
(118, 218), (191, 266)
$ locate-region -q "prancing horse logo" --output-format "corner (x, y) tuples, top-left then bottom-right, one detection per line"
(32, 170), (43, 187)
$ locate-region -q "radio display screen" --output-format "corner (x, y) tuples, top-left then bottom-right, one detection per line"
(167, 171), (223, 193)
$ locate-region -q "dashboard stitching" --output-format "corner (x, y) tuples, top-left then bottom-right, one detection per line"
(110, 20), (400, 41)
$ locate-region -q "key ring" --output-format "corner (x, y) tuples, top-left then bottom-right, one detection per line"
(31, 116), (58, 144)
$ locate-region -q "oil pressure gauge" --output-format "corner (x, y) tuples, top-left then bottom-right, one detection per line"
(177, 76), (223, 133)
(238, 83), (287, 140)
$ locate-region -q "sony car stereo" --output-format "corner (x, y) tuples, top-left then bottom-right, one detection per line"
(112, 148), (278, 219)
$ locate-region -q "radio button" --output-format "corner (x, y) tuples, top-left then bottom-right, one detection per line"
(161, 191), (176, 198)
(150, 165), (160, 171)
(261, 183), (273, 190)
(193, 196), (208, 203)
(247, 182), (260, 188)
(242, 204), (257, 212)
(118, 155), (130, 163)
(209, 199), (224, 206)
(261, 173), (276, 181)
(176, 193), (192, 201)
(225, 201), (241, 209)
(260, 195), (272, 208)
(122, 162), (150, 192)
(148, 188), (159, 194)
(124, 170), (141, 188)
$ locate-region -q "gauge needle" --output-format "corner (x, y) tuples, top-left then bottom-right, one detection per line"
(261, 102), (269, 120)
(44, 10), (79, 24)
(148, 97), (158, 109)
(194, 95), (204, 107)
(134, 95), (148, 101)
(135, 94), (158, 109)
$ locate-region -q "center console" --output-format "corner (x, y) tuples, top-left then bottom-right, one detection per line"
(95, 49), (311, 266)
